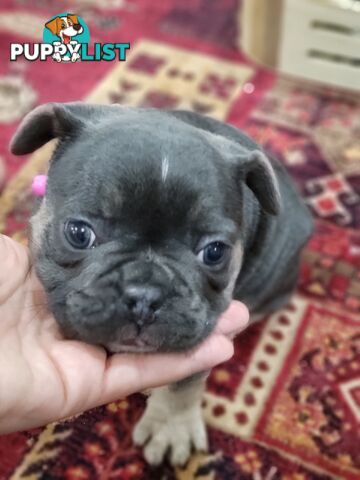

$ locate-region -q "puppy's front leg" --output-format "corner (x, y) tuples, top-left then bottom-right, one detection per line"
(133, 375), (207, 466)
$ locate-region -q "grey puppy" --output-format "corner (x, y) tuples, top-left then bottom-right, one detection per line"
(10, 103), (313, 466)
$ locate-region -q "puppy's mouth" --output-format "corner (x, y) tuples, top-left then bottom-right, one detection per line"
(106, 338), (157, 354)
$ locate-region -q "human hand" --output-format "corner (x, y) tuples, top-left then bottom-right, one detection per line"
(0, 234), (249, 434)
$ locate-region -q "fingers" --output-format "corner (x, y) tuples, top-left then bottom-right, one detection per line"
(102, 334), (233, 405)
(215, 301), (249, 337)
(99, 301), (249, 405)
(0, 234), (31, 303)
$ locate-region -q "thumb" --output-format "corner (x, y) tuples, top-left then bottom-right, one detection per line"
(101, 334), (234, 404)
(99, 301), (249, 404)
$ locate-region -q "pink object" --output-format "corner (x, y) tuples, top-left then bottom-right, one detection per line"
(31, 175), (47, 197)
(0, 156), (6, 191)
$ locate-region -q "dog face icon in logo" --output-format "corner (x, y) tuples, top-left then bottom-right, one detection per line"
(44, 13), (89, 63)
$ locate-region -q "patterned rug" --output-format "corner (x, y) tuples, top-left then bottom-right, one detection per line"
(0, 1), (360, 479)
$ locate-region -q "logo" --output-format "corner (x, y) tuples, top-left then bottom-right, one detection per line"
(43, 13), (90, 63)
(10, 12), (130, 63)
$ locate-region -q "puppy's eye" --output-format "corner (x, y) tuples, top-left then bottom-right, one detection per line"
(64, 220), (96, 249)
(198, 242), (229, 266)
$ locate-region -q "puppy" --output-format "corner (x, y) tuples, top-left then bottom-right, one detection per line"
(45, 14), (83, 63)
(10, 103), (313, 466)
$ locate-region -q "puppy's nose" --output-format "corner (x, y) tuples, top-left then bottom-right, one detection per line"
(73, 23), (82, 31)
(124, 285), (162, 325)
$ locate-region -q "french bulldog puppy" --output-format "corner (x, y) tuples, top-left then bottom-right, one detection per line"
(10, 103), (313, 466)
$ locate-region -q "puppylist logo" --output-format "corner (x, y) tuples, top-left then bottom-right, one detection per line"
(10, 13), (130, 63)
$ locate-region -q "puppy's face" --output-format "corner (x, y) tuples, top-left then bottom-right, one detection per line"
(45, 15), (83, 41)
(11, 104), (279, 353)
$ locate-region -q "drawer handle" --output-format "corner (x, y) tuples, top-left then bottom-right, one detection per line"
(308, 49), (360, 67)
(311, 19), (360, 37)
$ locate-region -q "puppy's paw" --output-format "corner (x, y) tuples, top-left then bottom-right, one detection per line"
(52, 52), (62, 62)
(133, 406), (208, 466)
(71, 52), (81, 62)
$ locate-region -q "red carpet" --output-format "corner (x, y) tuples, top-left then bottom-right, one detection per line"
(0, 1), (359, 478)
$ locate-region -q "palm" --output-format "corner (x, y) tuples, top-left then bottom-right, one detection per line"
(1, 248), (108, 432)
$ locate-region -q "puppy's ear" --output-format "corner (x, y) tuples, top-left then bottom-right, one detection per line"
(165, 110), (281, 215)
(45, 17), (61, 35)
(236, 150), (281, 215)
(68, 14), (79, 24)
(10, 103), (85, 155)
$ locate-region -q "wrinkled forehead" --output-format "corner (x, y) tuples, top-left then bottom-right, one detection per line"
(48, 122), (228, 231)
